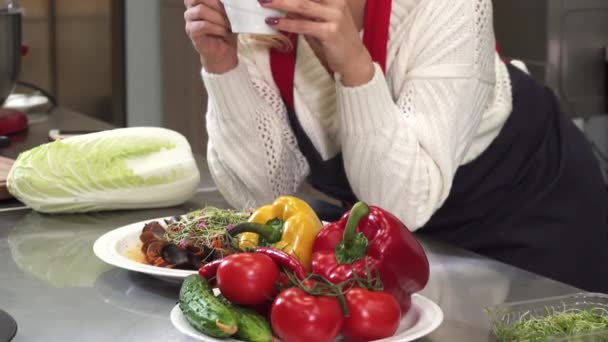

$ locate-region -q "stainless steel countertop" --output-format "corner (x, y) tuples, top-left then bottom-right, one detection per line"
(0, 108), (580, 342)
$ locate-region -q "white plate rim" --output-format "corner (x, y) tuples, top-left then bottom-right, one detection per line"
(92, 216), (197, 280)
(376, 294), (444, 342)
(170, 293), (443, 342)
(92, 215), (331, 281)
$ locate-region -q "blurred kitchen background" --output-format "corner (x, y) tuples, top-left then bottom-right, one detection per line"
(10, 0), (608, 170)
(15, 0), (208, 155)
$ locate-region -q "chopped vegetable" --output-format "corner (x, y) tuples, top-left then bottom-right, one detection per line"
(493, 307), (608, 341)
(165, 207), (250, 250)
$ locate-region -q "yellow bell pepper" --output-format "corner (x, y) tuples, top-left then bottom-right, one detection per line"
(229, 196), (322, 271)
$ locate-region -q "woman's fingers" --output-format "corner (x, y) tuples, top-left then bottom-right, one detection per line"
(260, 0), (339, 22)
(185, 3), (229, 28)
(186, 19), (232, 38)
(266, 17), (337, 40)
(185, 0), (225, 14)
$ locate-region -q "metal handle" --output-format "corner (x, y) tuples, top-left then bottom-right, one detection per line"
(2, 0), (20, 11)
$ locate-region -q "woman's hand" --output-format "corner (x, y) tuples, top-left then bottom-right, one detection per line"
(184, 0), (238, 74)
(261, 0), (375, 86)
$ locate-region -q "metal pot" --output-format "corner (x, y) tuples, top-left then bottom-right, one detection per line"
(0, 7), (21, 106)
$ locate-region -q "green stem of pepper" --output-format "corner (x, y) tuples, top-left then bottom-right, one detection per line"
(228, 218), (284, 243)
(335, 201), (370, 264)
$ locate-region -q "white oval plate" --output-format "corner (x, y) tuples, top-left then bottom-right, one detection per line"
(93, 216), (197, 283)
(170, 294), (443, 342)
(93, 216), (329, 283)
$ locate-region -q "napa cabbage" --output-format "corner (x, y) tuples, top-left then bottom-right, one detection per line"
(7, 127), (201, 213)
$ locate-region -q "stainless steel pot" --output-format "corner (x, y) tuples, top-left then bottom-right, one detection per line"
(0, 7), (21, 106)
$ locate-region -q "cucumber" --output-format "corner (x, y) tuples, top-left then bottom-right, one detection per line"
(233, 306), (274, 342)
(179, 275), (238, 338)
(219, 296), (274, 342)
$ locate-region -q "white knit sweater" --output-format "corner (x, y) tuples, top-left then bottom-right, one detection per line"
(202, 0), (513, 231)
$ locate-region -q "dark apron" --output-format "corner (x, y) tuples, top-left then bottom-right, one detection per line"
(287, 63), (608, 292)
(269, 0), (608, 292)
(418, 64), (608, 293)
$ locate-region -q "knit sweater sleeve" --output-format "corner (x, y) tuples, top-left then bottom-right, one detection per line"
(337, 0), (498, 230)
(203, 43), (309, 210)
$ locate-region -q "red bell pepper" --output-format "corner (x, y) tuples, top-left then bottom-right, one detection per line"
(311, 202), (429, 312)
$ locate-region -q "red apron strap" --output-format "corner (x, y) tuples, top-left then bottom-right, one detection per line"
(270, 34), (299, 111)
(270, 0), (393, 110)
(363, 0), (392, 73)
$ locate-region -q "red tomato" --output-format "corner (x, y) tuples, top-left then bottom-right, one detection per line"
(216, 253), (279, 306)
(271, 288), (344, 342)
(342, 288), (401, 341)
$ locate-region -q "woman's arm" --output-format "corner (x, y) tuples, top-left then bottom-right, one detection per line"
(184, 0), (308, 208)
(203, 44), (309, 209)
(338, 0), (502, 230)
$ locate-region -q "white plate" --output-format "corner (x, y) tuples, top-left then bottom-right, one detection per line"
(93, 215), (329, 283)
(170, 294), (443, 342)
(93, 216), (197, 283)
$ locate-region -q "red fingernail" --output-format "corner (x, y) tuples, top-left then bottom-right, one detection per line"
(258, 0), (272, 3)
(265, 17), (279, 25)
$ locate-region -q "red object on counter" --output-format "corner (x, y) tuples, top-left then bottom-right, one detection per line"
(21, 43), (29, 57)
(0, 109), (28, 135)
(311, 202), (430, 312)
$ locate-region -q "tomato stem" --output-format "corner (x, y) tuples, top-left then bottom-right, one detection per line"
(335, 284), (350, 318)
(348, 261), (384, 291)
(287, 272), (351, 317)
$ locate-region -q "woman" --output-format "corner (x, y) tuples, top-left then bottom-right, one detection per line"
(183, 0), (608, 292)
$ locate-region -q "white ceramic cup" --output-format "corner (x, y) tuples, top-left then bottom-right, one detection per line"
(221, 0), (285, 35)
